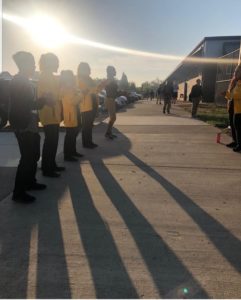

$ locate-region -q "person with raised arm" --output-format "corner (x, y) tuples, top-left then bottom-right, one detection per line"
(105, 66), (119, 139)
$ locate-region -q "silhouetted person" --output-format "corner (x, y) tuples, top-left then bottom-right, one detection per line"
(60, 70), (83, 161)
(38, 53), (65, 177)
(226, 64), (241, 152)
(172, 80), (179, 104)
(163, 81), (172, 114)
(9, 51), (47, 203)
(156, 84), (162, 104)
(150, 90), (155, 101)
(105, 66), (119, 139)
(190, 79), (203, 118)
(77, 62), (107, 148)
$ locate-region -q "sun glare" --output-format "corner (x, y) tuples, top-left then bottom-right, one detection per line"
(26, 15), (68, 48)
(3, 13), (68, 48)
(2, 12), (238, 65)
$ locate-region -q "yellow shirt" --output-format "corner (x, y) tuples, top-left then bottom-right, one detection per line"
(226, 80), (241, 114)
(78, 80), (93, 112)
(78, 78), (107, 113)
(232, 80), (241, 114)
(60, 88), (81, 127)
(38, 73), (62, 125)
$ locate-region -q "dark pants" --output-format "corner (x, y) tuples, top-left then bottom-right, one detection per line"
(42, 124), (59, 173)
(14, 131), (40, 195)
(234, 113), (241, 146)
(228, 100), (237, 143)
(81, 111), (93, 146)
(163, 98), (171, 113)
(64, 127), (79, 158)
(191, 97), (201, 117)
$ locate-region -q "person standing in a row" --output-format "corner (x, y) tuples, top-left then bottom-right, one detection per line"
(60, 70), (83, 161)
(105, 66), (118, 139)
(226, 64), (241, 152)
(38, 53), (65, 177)
(9, 51), (48, 203)
(77, 62), (100, 148)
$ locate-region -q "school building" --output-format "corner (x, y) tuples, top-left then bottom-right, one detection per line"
(164, 36), (241, 104)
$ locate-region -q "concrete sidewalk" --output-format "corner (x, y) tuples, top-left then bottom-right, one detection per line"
(0, 100), (241, 298)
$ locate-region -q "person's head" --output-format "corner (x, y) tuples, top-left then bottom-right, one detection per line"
(77, 62), (91, 78)
(39, 53), (59, 73)
(106, 65), (116, 79)
(60, 70), (76, 88)
(196, 79), (201, 85)
(12, 51), (35, 77)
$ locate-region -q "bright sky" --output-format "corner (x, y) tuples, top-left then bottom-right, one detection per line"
(2, 0), (241, 85)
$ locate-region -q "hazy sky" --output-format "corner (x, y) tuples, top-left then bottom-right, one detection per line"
(2, 0), (241, 85)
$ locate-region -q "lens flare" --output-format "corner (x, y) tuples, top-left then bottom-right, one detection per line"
(3, 12), (239, 65)
(3, 13), (68, 48)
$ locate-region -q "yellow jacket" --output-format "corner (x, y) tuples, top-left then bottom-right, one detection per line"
(38, 73), (62, 125)
(60, 88), (81, 127)
(78, 77), (107, 113)
(226, 80), (241, 114)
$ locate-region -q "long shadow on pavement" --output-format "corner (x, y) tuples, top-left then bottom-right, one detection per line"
(91, 160), (208, 298)
(125, 150), (241, 276)
(0, 203), (36, 298)
(0, 180), (72, 298)
(66, 164), (139, 298)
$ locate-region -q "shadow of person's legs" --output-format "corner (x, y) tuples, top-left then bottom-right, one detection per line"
(125, 151), (241, 275)
(36, 178), (71, 299)
(0, 203), (36, 298)
(91, 160), (209, 298)
(66, 163), (139, 298)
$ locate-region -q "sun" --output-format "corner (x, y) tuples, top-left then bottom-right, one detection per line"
(25, 15), (68, 48)
(3, 13), (69, 48)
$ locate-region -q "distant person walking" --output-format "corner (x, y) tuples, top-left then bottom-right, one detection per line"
(163, 81), (172, 114)
(190, 79), (203, 118)
(156, 84), (162, 104)
(172, 80), (179, 104)
(9, 51), (48, 203)
(150, 90), (155, 101)
(105, 65), (118, 139)
(225, 64), (241, 152)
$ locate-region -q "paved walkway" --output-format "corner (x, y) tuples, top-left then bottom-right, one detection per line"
(0, 100), (241, 298)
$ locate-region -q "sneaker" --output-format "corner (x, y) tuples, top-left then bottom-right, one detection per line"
(83, 144), (96, 149)
(42, 171), (61, 178)
(55, 166), (66, 172)
(233, 146), (241, 152)
(105, 133), (114, 140)
(73, 152), (84, 157)
(12, 192), (36, 203)
(27, 183), (47, 191)
(226, 142), (237, 148)
(64, 156), (78, 162)
(90, 143), (98, 147)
